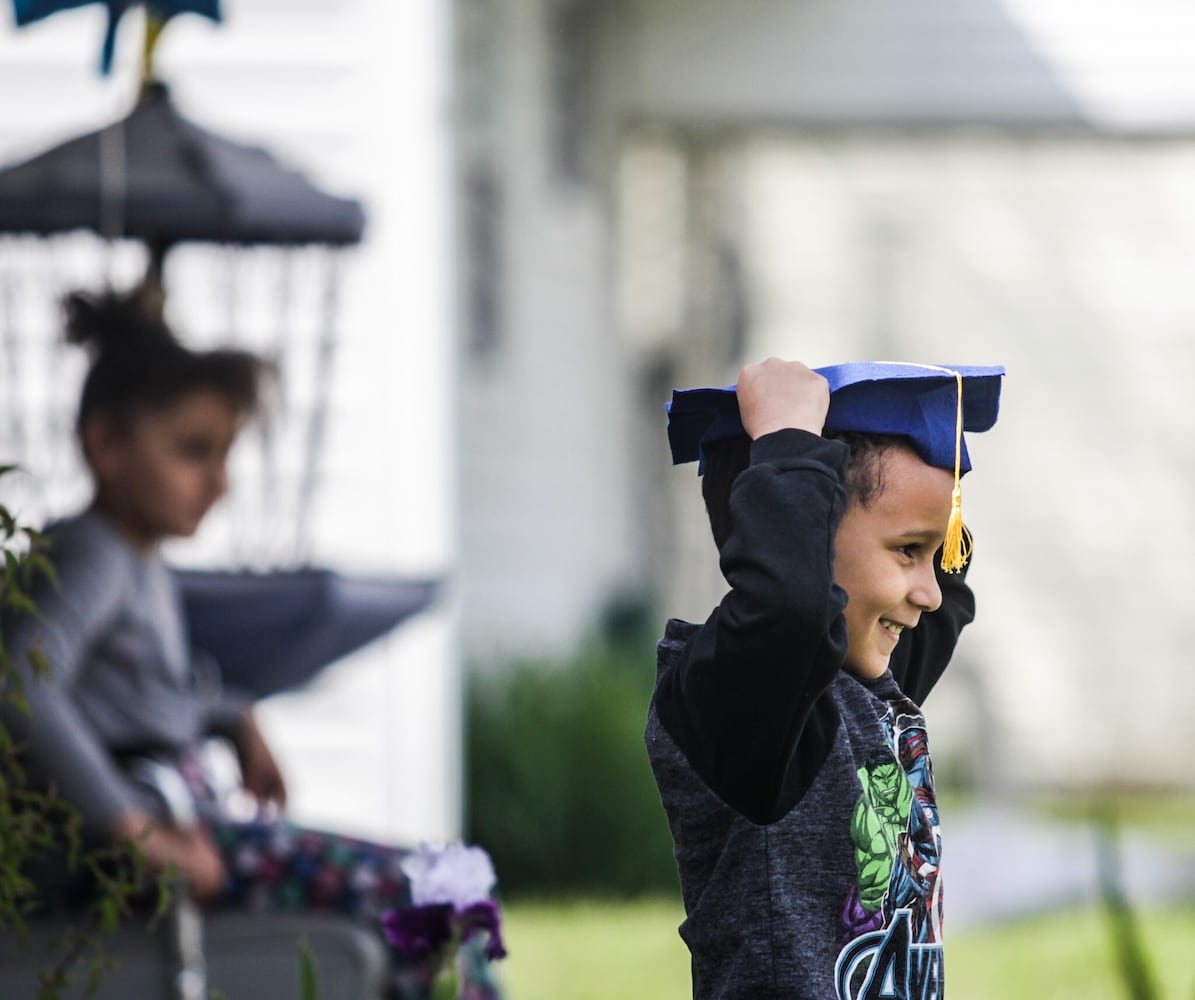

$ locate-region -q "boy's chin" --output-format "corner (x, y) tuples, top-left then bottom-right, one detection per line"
(843, 652), (891, 681)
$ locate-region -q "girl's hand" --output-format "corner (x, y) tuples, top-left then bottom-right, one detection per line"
(235, 708), (288, 813)
(111, 811), (226, 902)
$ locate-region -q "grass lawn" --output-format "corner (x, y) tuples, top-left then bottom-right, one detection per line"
(496, 896), (1195, 1000)
(950, 905), (1195, 1000)
(498, 897), (690, 1000)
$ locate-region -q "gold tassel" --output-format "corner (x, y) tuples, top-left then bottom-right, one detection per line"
(873, 361), (973, 571)
(939, 369), (970, 573)
(940, 485), (972, 573)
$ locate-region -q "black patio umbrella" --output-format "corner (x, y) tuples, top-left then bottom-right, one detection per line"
(0, 77), (370, 561)
(175, 567), (440, 700)
(0, 80), (365, 263)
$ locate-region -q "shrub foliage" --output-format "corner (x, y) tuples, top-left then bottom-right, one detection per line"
(464, 605), (679, 899)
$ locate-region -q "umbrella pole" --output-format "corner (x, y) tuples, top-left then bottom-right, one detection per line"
(140, 12), (168, 98)
(293, 252), (341, 562)
(135, 241), (170, 322)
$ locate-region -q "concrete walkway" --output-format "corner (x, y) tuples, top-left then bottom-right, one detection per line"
(946, 803), (1195, 930)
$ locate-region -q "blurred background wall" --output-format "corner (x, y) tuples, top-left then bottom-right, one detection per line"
(453, 0), (1195, 796)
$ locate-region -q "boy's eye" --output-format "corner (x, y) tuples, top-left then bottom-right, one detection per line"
(897, 543), (920, 559)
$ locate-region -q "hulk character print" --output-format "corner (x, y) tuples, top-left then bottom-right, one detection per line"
(834, 700), (944, 1000)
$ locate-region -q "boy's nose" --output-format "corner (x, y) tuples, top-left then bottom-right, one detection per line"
(910, 562), (943, 613)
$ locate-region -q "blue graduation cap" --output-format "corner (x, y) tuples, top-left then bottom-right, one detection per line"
(666, 362), (1005, 570)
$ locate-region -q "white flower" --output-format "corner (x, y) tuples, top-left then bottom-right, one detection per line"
(401, 842), (497, 909)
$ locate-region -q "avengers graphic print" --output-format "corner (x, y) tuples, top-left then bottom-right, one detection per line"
(834, 698), (943, 1000)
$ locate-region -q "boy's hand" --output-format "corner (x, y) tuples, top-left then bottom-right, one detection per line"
(737, 358), (829, 439)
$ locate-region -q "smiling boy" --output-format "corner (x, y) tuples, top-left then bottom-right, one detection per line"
(646, 358), (1003, 1000)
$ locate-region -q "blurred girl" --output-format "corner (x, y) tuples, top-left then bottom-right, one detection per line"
(1, 288), (501, 998)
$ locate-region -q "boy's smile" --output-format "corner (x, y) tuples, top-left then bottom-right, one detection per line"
(833, 444), (956, 680)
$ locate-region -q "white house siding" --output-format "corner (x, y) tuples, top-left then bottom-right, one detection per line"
(452, 0), (1195, 791)
(636, 131), (1195, 792)
(453, 0), (639, 663)
(616, 0), (1085, 127)
(0, 2), (461, 842)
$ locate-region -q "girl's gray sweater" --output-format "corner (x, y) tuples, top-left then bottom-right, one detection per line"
(1, 510), (246, 829)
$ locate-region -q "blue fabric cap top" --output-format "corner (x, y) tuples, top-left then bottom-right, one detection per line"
(667, 362), (1005, 473)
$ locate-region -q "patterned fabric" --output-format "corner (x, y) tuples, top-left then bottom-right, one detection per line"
(206, 819), (503, 1000)
(175, 751), (504, 999)
(210, 820), (408, 917)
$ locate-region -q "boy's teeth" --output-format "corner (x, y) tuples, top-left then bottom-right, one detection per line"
(881, 619), (904, 633)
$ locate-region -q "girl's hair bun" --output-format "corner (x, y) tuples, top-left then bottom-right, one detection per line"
(63, 287), (176, 356)
(66, 283), (268, 429)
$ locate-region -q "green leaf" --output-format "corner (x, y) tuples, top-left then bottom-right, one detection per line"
(97, 894), (119, 931)
(5, 684), (32, 719)
(85, 954), (109, 996)
(299, 938), (321, 1000)
(26, 647), (51, 680)
(3, 588), (37, 618)
(432, 965), (462, 1000)
(26, 552), (59, 588)
(151, 877), (174, 925)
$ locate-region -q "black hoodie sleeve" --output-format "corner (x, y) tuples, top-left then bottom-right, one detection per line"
(653, 428), (851, 824)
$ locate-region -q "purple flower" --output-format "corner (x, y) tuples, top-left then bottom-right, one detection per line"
(458, 900), (507, 960)
(381, 902), (454, 959)
(401, 843), (497, 909)
(380, 842), (508, 970)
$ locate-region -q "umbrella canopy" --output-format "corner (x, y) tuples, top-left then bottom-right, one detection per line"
(0, 81), (366, 248)
(175, 567), (439, 699)
(12, 1), (222, 74)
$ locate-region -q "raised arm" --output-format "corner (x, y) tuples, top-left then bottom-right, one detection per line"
(654, 361), (851, 824)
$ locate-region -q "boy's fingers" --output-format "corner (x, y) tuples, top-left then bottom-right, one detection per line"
(737, 358), (829, 439)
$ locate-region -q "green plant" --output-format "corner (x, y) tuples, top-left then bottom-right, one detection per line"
(464, 600), (679, 898)
(0, 466), (65, 938)
(1038, 790), (1195, 1000)
(298, 937), (320, 1000)
(1094, 802), (1162, 1000)
(1, 466), (170, 998)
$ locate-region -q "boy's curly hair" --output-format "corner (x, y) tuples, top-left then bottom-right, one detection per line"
(700, 431), (900, 551)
